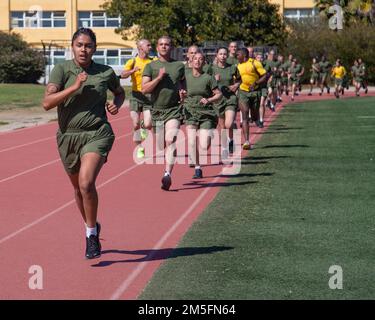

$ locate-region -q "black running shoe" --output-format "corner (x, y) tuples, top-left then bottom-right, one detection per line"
(255, 120), (261, 128)
(271, 106), (276, 113)
(259, 121), (264, 128)
(327, 87), (330, 94)
(308, 92), (312, 96)
(228, 140), (234, 154)
(365, 88), (368, 94)
(193, 168), (203, 179)
(161, 174), (172, 191)
(85, 233), (101, 260)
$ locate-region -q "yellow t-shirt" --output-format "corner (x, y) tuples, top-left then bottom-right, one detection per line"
(331, 66), (346, 79)
(237, 58), (267, 92)
(124, 56), (154, 92)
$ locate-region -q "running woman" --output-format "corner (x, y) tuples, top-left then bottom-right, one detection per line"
(209, 47), (240, 158)
(358, 58), (369, 94)
(319, 55), (331, 95)
(142, 36), (186, 191)
(256, 52), (269, 128)
(42, 28), (125, 259)
(308, 57), (321, 96)
(331, 59), (347, 99)
(280, 54), (293, 97)
(351, 59), (363, 97)
(263, 51), (278, 113)
(121, 39), (154, 159)
(288, 58), (304, 101)
(184, 52), (222, 178)
(236, 48), (267, 150)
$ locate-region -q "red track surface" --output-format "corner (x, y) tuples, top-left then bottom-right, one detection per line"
(0, 90), (373, 299)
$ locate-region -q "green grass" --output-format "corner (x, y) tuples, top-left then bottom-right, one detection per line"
(140, 96), (375, 300)
(0, 84), (132, 111)
(0, 84), (45, 110)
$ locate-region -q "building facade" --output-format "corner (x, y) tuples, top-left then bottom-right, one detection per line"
(0, 0), (317, 78)
(0, 0), (137, 81)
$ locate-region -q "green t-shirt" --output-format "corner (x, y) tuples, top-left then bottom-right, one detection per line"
(352, 65), (362, 79)
(48, 60), (120, 132)
(208, 63), (238, 101)
(226, 56), (239, 66)
(359, 63), (366, 77)
(319, 61), (331, 74)
(185, 72), (218, 105)
(290, 65), (302, 80)
(311, 63), (321, 77)
(281, 61), (292, 77)
(143, 59), (185, 108)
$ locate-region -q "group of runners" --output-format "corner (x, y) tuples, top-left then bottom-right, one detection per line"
(308, 56), (369, 98)
(42, 27), (370, 259)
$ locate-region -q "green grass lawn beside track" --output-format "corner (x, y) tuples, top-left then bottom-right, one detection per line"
(0, 84), (132, 111)
(140, 97), (375, 300)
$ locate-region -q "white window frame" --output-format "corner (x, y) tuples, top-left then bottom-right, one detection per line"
(92, 49), (135, 66)
(78, 11), (121, 28)
(10, 11), (66, 28)
(284, 8), (318, 20)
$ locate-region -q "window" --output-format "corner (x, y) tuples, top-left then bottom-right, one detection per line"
(10, 11), (66, 28)
(43, 50), (67, 65)
(284, 8), (318, 20)
(78, 11), (121, 28)
(92, 49), (135, 66)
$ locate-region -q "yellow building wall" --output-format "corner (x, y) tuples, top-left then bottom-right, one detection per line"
(270, 0), (316, 13)
(3, 0), (134, 49)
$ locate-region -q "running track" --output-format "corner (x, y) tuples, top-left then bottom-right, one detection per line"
(0, 90), (373, 299)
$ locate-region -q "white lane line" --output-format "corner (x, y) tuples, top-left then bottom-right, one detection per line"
(0, 137), (55, 153)
(0, 159), (61, 183)
(0, 131), (133, 184)
(0, 115), (130, 153)
(0, 135), (186, 245)
(110, 175), (221, 300)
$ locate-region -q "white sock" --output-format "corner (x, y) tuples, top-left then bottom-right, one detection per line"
(195, 166), (201, 170)
(86, 224), (97, 238)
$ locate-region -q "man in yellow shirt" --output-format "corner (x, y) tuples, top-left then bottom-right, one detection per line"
(121, 39), (154, 158)
(236, 48), (267, 150)
(331, 59), (346, 99)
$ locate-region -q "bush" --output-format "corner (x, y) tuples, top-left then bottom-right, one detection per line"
(0, 31), (45, 83)
(281, 19), (375, 84)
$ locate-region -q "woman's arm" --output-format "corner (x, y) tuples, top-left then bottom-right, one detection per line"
(42, 72), (87, 111)
(201, 88), (222, 105)
(106, 86), (126, 115)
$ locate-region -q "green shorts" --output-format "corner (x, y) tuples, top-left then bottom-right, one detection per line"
(355, 77), (364, 85)
(290, 78), (300, 86)
(213, 94), (238, 118)
(311, 74), (319, 83)
(261, 87), (268, 98)
(320, 73), (328, 82)
(281, 77), (289, 86)
(56, 122), (115, 175)
(238, 89), (260, 109)
(151, 104), (184, 127)
(335, 78), (344, 87)
(129, 91), (152, 112)
(184, 101), (218, 129)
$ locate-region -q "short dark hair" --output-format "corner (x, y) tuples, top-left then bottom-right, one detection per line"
(236, 47), (249, 59)
(216, 47), (228, 54)
(71, 28), (97, 46)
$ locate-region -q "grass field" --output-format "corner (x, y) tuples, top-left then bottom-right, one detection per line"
(0, 84), (132, 111)
(140, 97), (375, 300)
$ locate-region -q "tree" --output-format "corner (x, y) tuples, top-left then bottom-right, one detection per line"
(315, 0), (375, 25)
(102, 0), (286, 46)
(0, 32), (45, 83)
